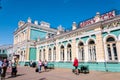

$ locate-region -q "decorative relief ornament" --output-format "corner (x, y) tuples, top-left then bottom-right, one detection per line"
(18, 21), (25, 28)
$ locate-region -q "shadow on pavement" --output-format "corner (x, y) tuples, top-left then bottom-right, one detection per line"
(39, 77), (47, 80)
(6, 74), (25, 79)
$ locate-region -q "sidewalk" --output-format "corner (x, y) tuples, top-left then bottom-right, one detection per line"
(5, 66), (120, 80)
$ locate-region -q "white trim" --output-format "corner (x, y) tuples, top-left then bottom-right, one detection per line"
(103, 44), (108, 61)
(97, 60), (105, 62)
(103, 34), (117, 43)
(118, 34), (120, 41)
(60, 43), (65, 48)
(86, 37), (96, 45)
(102, 26), (120, 33)
(76, 39), (85, 46)
(66, 43), (72, 47)
(103, 34), (118, 62)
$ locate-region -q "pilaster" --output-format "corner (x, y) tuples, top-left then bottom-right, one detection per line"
(64, 47), (67, 61)
(26, 46), (30, 61)
(95, 29), (105, 62)
(51, 48), (54, 61)
(116, 41), (120, 62)
(45, 46), (48, 61)
(56, 41), (60, 61)
(71, 38), (77, 61)
(84, 44), (89, 62)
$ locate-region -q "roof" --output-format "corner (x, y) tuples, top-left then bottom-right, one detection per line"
(0, 44), (13, 49)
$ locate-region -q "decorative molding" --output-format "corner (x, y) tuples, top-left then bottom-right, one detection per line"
(103, 33), (118, 43)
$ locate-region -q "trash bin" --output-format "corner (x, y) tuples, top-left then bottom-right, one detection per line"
(32, 62), (36, 68)
(24, 62), (30, 66)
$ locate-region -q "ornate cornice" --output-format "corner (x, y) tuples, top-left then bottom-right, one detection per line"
(36, 15), (120, 46)
(30, 23), (57, 33)
(14, 23), (29, 35)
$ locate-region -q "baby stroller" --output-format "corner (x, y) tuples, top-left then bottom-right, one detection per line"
(11, 60), (17, 77)
(11, 66), (17, 77)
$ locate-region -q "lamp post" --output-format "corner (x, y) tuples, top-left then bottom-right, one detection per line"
(104, 47), (108, 72)
(104, 59), (108, 72)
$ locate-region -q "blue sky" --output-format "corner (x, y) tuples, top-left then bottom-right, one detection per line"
(0, 0), (120, 45)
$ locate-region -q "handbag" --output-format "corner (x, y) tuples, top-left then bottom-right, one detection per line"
(35, 68), (38, 72)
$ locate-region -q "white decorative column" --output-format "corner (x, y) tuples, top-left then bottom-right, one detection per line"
(56, 41), (60, 62)
(95, 29), (105, 62)
(84, 44), (89, 62)
(64, 47), (67, 62)
(71, 38), (77, 61)
(76, 44), (79, 60)
(41, 49), (44, 61)
(45, 47), (49, 61)
(51, 48), (54, 61)
(116, 41), (120, 62)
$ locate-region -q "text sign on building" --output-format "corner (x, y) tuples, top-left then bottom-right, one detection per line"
(80, 10), (116, 28)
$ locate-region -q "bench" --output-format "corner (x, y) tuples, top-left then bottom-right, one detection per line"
(79, 65), (89, 73)
(72, 65), (89, 74)
(47, 64), (54, 69)
(24, 62), (30, 66)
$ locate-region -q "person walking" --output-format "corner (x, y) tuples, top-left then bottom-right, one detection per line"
(73, 57), (79, 75)
(0, 59), (2, 76)
(38, 60), (42, 73)
(30, 60), (33, 67)
(1, 59), (8, 80)
(11, 58), (17, 77)
(43, 60), (48, 72)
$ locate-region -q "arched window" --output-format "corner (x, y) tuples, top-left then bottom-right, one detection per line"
(60, 45), (64, 61)
(88, 40), (96, 61)
(78, 42), (84, 61)
(39, 50), (42, 60)
(48, 48), (52, 61)
(106, 37), (118, 61)
(67, 44), (72, 61)
(53, 47), (56, 61)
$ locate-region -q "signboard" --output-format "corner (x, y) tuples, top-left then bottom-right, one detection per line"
(80, 10), (116, 28)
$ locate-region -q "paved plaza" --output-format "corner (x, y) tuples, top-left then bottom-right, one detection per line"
(4, 66), (120, 80)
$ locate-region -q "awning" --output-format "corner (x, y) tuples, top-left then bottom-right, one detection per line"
(0, 54), (7, 57)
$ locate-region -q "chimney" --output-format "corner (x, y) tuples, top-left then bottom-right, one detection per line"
(18, 21), (25, 28)
(27, 17), (31, 23)
(34, 20), (38, 25)
(94, 12), (101, 22)
(57, 25), (64, 35)
(72, 22), (77, 30)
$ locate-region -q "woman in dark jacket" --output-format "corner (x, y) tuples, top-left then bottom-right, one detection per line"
(1, 59), (8, 80)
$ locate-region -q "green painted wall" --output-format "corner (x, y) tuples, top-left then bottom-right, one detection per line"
(91, 35), (96, 39)
(62, 41), (68, 46)
(110, 29), (120, 37)
(29, 48), (36, 60)
(81, 36), (89, 43)
(30, 29), (47, 40)
(48, 62), (120, 72)
(19, 60), (120, 72)
(0, 49), (7, 54)
(102, 32), (108, 38)
(76, 38), (79, 43)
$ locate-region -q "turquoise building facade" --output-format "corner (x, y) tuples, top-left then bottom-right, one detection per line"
(0, 45), (13, 60)
(14, 10), (120, 72)
(13, 19), (57, 64)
